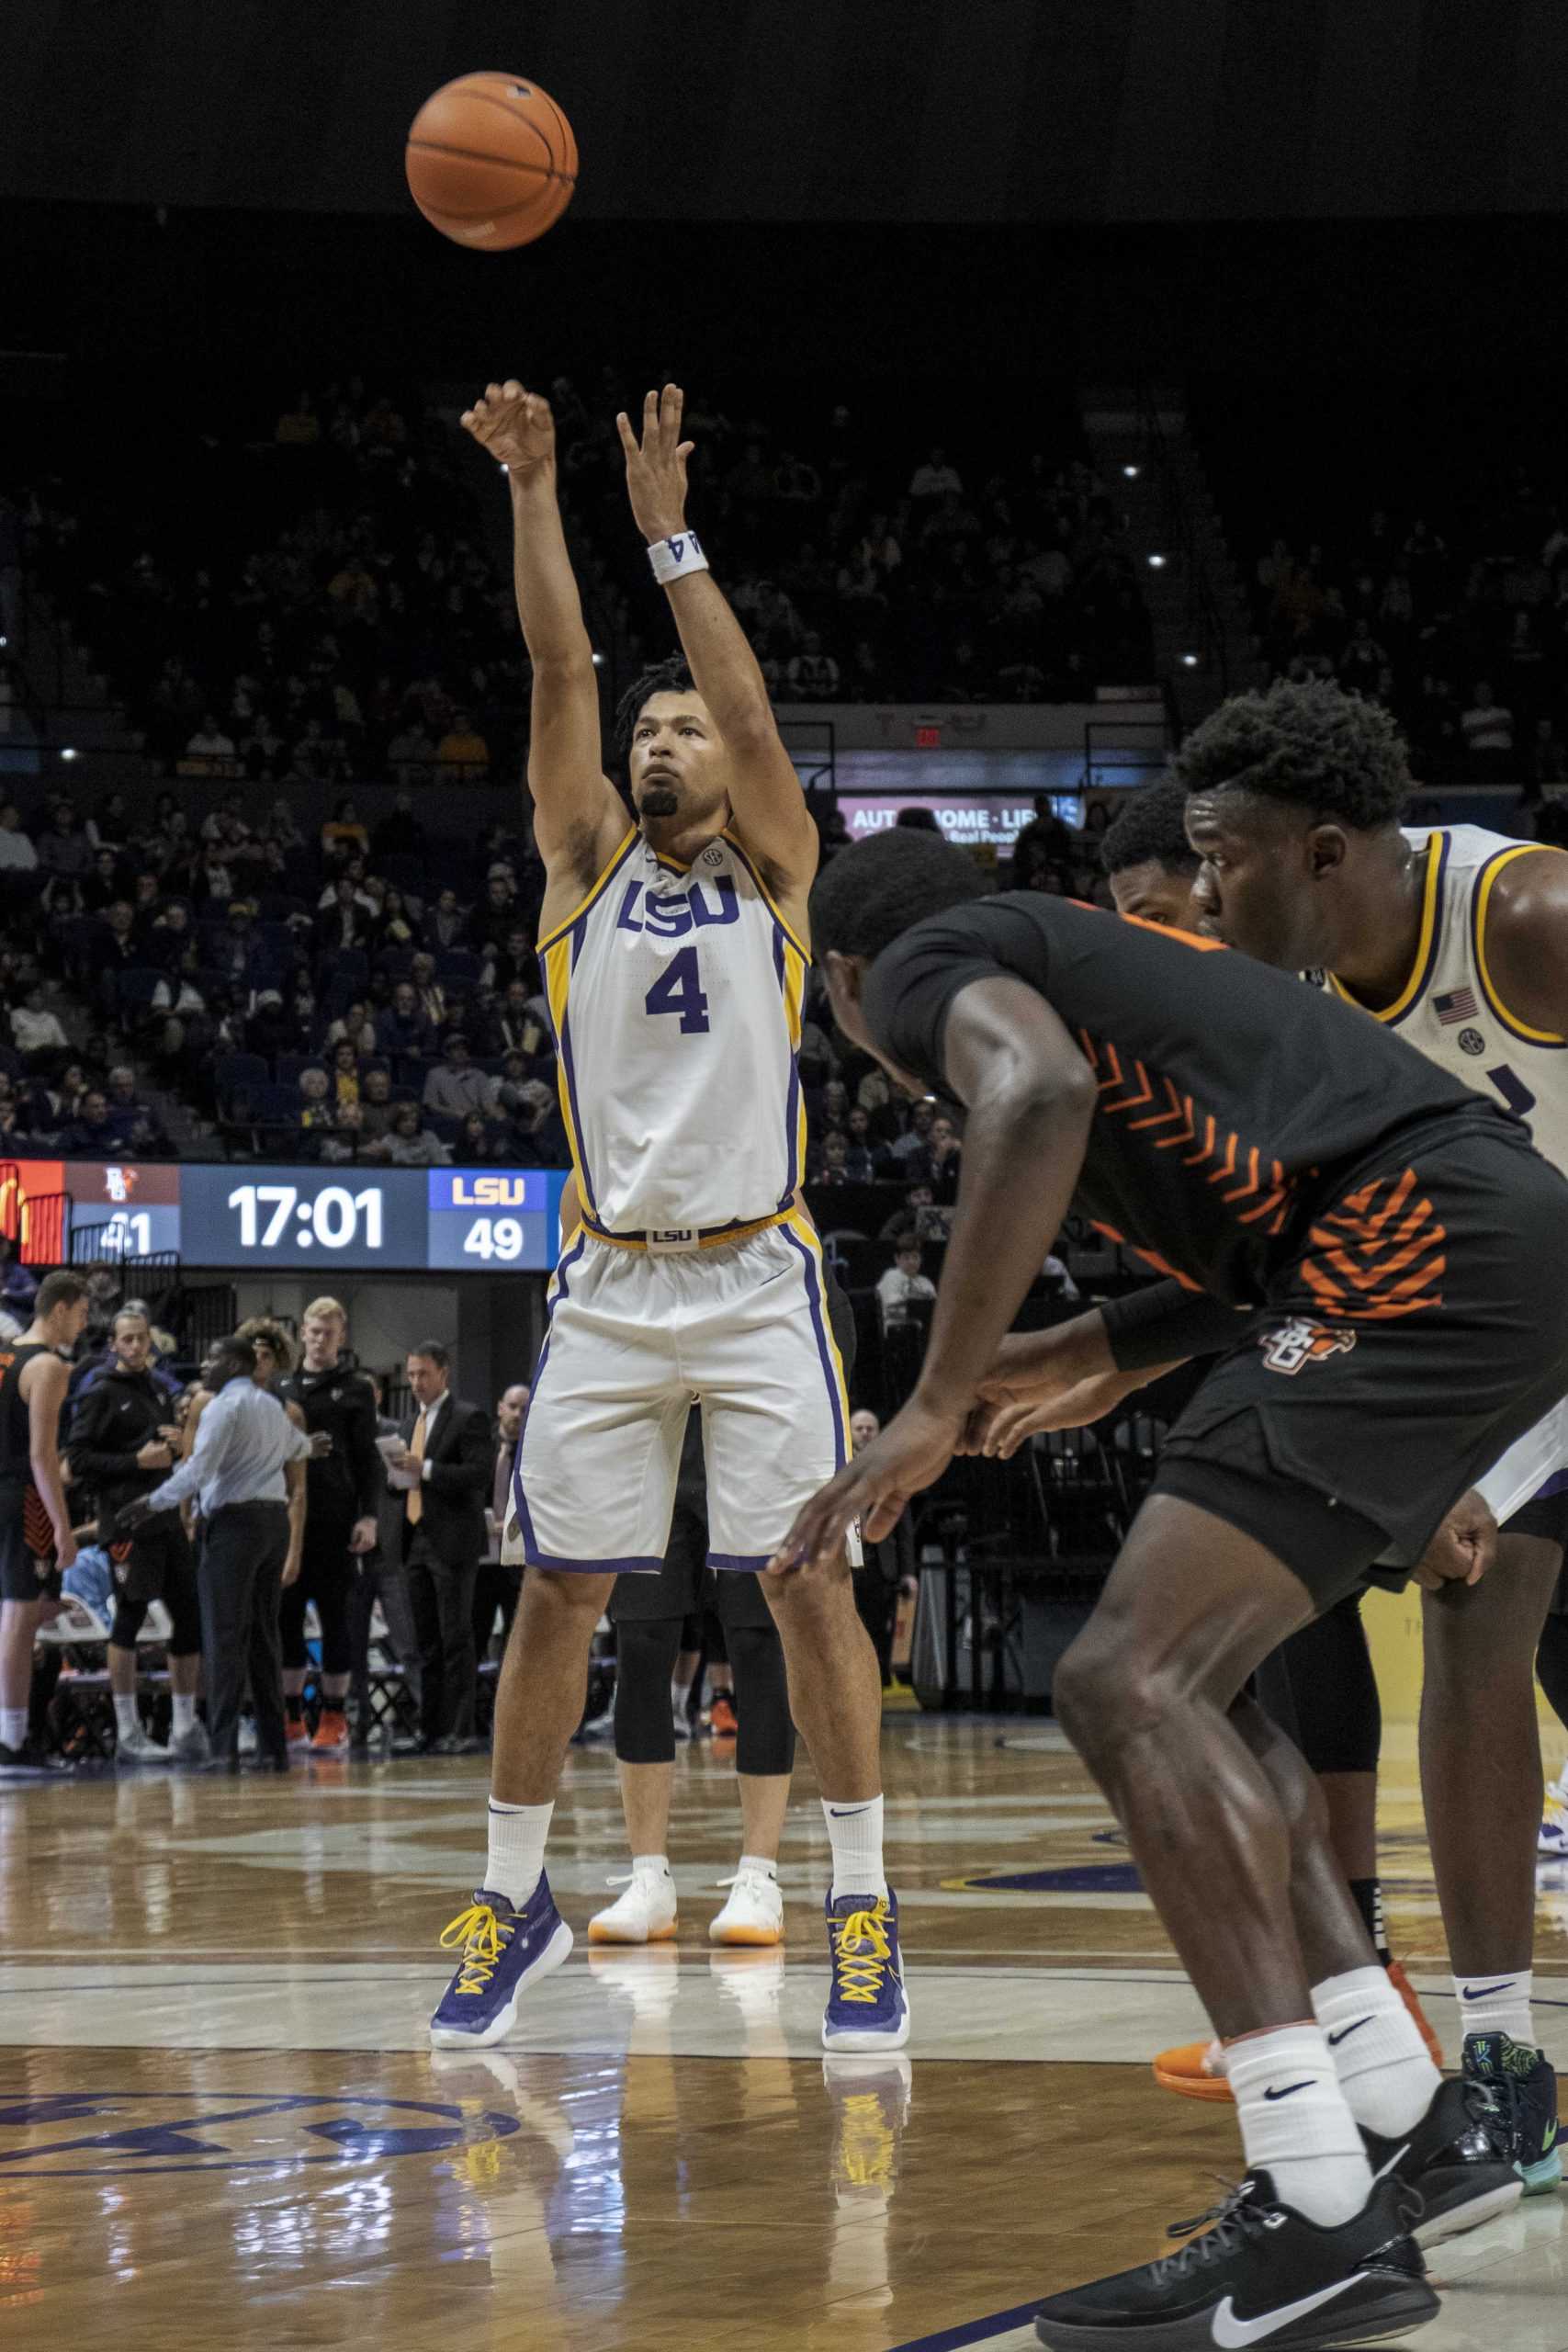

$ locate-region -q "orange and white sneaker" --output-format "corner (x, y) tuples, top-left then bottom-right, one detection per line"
(707, 1694), (739, 1739)
(709, 1864), (784, 1946)
(310, 1708), (350, 1755)
(588, 1861), (678, 1944)
(1153, 1958), (1445, 2102)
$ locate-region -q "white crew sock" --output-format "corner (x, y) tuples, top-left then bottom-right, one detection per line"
(485, 1797), (554, 1908)
(671, 1677), (693, 1716)
(1453, 1968), (1535, 2048)
(171, 1693), (196, 1737)
(822, 1794), (887, 1902)
(0, 1708), (24, 1750)
(113, 1694), (140, 1741)
(737, 1852), (778, 1881)
(1313, 1964), (1441, 2136)
(1227, 2023), (1374, 2228)
(630, 1852), (672, 1878)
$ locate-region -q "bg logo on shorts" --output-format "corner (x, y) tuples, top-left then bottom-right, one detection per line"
(1258, 1318), (1358, 1376)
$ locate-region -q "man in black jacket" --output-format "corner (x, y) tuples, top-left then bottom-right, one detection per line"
(67, 1307), (207, 1765)
(278, 1297), (379, 1755)
(389, 1341), (491, 1753)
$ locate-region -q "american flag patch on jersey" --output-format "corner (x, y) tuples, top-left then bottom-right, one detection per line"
(1434, 987), (1479, 1025)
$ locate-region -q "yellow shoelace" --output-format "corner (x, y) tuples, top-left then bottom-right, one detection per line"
(836, 2092), (895, 2188)
(831, 1902), (893, 2004)
(439, 1902), (514, 1996)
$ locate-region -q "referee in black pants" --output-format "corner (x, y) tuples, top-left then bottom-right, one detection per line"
(123, 1336), (312, 1770)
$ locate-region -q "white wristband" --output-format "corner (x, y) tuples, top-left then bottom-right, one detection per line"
(649, 530), (708, 586)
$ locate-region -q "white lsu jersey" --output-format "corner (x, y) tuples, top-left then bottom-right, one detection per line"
(1321, 826), (1568, 1173)
(538, 827), (808, 1236)
(1320, 824), (1568, 1521)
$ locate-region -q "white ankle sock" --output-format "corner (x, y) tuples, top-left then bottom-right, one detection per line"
(171, 1694), (196, 1737)
(1, 1708), (28, 1750)
(1313, 1964), (1441, 2136)
(1227, 2023), (1374, 2228)
(671, 1678), (693, 1713)
(113, 1694), (139, 1740)
(485, 1797), (553, 1907)
(822, 1794), (886, 1901)
(630, 1852), (672, 1878)
(1453, 1968), (1534, 2047)
(737, 1853), (777, 1881)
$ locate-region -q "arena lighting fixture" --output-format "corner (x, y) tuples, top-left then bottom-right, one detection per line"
(591, 651), (605, 667)
(1181, 651), (1200, 667)
(61, 746), (78, 761)
(1122, 463), (1141, 479)
(1147, 553), (1167, 569)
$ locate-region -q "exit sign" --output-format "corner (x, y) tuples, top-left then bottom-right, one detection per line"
(914, 724), (942, 749)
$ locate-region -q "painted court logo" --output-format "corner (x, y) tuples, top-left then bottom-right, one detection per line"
(1258, 1318), (1357, 1376)
(0, 2090), (520, 2176)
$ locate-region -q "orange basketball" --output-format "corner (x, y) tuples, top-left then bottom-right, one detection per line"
(405, 72), (578, 250)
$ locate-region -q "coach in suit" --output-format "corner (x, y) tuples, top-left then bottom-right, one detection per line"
(390, 1340), (491, 1753)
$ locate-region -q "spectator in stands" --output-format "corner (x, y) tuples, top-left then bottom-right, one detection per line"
(423, 1034), (488, 1122)
(909, 447), (963, 502)
(328, 1040), (361, 1107)
(10, 983), (69, 1059)
(813, 1131), (855, 1185)
(356, 1066), (395, 1145)
(326, 999), (377, 1056)
(375, 981), (430, 1060)
(424, 888), (467, 954)
(876, 1238), (937, 1330)
(372, 790), (428, 860)
(374, 887), (416, 953)
(409, 952), (448, 1035)
(1461, 680), (1516, 779)
(315, 875), (371, 959)
(509, 1079), (570, 1166)
(842, 1105), (878, 1182)
(486, 922), (537, 995)
(185, 714), (238, 771)
(321, 797), (369, 856)
(786, 630), (840, 700)
(436, 709), (490, 780)
(485, 978), (541, 1059)
(104, 1067), (148, 1131)
(0, 804), (36, 874)
(298, 1068), (333, 1132)
(59, 1088), (117, 1156)
(928, 1111), (963, 1201)
(1527, 715), (1568, 789)
(881, 1180), (943, 1241)
(38, 799), (91, 877)
(365, 1101), (450, 1167)
(886, 1095), (938, 1170)
(468, 870), (520, 956)
(456, 1109), (512, 1164)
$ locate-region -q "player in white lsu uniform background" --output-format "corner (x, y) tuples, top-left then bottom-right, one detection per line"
(1174, 681), (1568, 2188)
(429, 379), (907, 2055)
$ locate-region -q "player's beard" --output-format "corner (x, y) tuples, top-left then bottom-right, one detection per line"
(639, 785), (680, 818)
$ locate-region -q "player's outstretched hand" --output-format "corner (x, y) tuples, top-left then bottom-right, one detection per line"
(461, 379), (556, 476)
(1411, 1487), (1497, 1594)
(616, 384), (695, 546)
(963, 1367), (1151, 1459)
(768, 1398), (964, 1576)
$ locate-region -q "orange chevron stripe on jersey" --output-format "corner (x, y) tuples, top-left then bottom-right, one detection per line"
(1300, 1167), (1447, 1320)
(1077, 1029), (1294, 1240)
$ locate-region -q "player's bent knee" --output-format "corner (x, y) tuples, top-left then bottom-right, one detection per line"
(1053, 1636), (1172, 1763)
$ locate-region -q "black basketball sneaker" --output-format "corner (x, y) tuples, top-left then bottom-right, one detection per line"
(1462, 2030), (1562, 2197)
(1032, 2171), (1436, 2352)
(1359, 2072), (1520, 2244)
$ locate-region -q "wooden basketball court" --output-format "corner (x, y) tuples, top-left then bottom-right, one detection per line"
(2, 1717), (1564, 2349)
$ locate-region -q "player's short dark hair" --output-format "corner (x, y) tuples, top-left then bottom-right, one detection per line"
(614, 655), (698, 753)
(809, 830), (987, 962)
(1100, 779), (1199, 878)
(36, 1270), (90, 1317)
(410, 1339), (450, 1370)
(1171, 678), (1411, 830)
(209, 1337), (257, 1380)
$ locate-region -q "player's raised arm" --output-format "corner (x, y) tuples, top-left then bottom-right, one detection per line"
(617, 384), (818, 899)
(461, 380), (626, 877)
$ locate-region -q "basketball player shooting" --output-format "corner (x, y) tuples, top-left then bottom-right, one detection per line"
(428, 380), (905, 2054)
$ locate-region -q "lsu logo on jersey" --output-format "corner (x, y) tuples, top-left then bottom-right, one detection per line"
(1258, 1318), (1358, 1376)
(614, 874), (739, 941)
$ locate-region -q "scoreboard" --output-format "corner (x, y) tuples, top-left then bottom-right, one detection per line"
(8, 1159), (570, 1272)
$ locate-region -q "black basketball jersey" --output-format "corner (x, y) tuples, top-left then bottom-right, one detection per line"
(863, 892), (1525, 1312)
(0, 1343), (51, 1484)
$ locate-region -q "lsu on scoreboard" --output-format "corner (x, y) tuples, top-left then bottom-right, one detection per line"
(9, 1160), (569, 1272)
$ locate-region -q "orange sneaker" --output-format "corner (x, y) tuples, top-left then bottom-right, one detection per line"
(1152, 1959), (1443, 2103)
(310, 1708), (349, 1755)
(708, 1694), (739, 1738)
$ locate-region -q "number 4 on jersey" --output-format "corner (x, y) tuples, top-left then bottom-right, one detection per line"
(644, 946), (711, 1035)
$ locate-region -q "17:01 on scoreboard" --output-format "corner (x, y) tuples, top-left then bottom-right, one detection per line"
(227, 1183), (385, 1251)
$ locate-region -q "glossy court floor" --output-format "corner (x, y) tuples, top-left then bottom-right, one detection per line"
(2, 1716), (1565, 2351)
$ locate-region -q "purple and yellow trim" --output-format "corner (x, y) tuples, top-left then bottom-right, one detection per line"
(1472, 842), (1568, 1048)
(707, 1549), (772, 1572)
(773, 926), (808, 1209)
(581, 1207), (793, 1252)
(1327, 831), (1448, 1028)
(723, 829), (811, 963)
(783, 1210), (851, 1469)
(536, 828), (639, 955)
(511, 1229), (588, 1557)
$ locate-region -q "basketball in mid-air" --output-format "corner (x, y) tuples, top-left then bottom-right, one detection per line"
(405, 73), (578, 250)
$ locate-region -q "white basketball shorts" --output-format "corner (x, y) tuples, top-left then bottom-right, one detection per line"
(506, 1213), (852, 1573)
